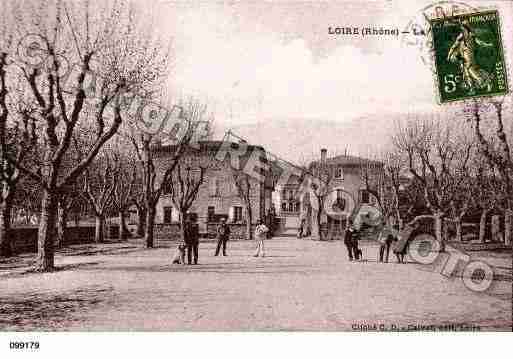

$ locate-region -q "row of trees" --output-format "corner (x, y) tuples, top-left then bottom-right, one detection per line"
(291, 97), (512, 248)
(361, 98), (512, 249)
(0, 0), (213, 271)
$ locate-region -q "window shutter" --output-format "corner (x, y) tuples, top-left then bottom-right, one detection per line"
(171, 206), (179, 222)
(210, 178), (216, 196)
(228, 206), (234, 222)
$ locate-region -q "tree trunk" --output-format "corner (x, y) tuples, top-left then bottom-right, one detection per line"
(504, 208), (512, 246)
(145, 205), (156, 248)
(0, 198), (13, 257)
(315, 208), (322, 240)
(94, 214), (105, 243)
(179, 212), (186, 243)
(245, 204), (253, 240)
(479, 209), (488, 243)
(118, 210), (129, 239)
(434, 212), (444, 252)
(56, 201), (67, 248)
(395, 209), (404, 231)
(36, 190), (58, 271)
(136, 206), (146, 237)
(454, 217), (462, 242)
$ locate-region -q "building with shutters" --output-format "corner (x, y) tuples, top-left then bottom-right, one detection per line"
(152, 141), (274, 237)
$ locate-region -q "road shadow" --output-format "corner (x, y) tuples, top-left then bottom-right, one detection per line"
(0, 285), (115, 331)
(0, 261), (102, 279)
(76, 262), (323, 276)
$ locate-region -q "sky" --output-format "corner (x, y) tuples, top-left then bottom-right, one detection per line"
(152, 0), (513, 158)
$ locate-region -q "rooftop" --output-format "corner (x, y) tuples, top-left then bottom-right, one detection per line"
(311, 154), (383, 167)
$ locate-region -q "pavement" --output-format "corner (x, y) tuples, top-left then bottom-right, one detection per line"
(0, 237), (511, 331)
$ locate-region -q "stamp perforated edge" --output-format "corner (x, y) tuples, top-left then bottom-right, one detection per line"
(428, 7), (511, 105)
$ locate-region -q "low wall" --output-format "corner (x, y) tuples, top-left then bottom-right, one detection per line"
(154, 223), (182, 247)
(448, 241), (512, 252)
(206, 223), (256, 240)
(153, 222), (256, 246)
(9, 226), (96, 254)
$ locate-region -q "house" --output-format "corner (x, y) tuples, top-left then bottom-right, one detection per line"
(271, 148), (384, 237)
(306, 149), (384, 236)
(151, 141), (274, 240)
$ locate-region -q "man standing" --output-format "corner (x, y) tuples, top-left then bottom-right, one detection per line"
(253, 219), (269, 257)
(214, 218), (230, 256)
(298, 218), (306, 238)
(184, 218), (199, 265)
(344, 220), (357, 261)
(378, 225), (396, 263)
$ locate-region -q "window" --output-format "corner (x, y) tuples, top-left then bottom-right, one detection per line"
(210, 177), (220, 197)
(281, 202), (287, 211)
(162, 180), (172, 195)
(335, 189), (346, 211)
(207, 206), (215, 222)
(187, 212), (198, 222)
(233, 206), (243, 222)
(360, 189), (370, 204)
(335, 167), (344, 179)
(288, 202), (294, 212)
(163, 207), (173, 223)
(294, 202), (301, 212)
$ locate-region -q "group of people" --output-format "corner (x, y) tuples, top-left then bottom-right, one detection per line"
(172, 217), (271, 265)
(342, 219), (419, 264)
(377, 221), (419, 264)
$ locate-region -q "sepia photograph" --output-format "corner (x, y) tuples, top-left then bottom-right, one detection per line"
(0, 0), (512, 356)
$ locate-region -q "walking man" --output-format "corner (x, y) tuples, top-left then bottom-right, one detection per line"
(184, 217), (199, 265)
(253, 219), (269, 257)
(214, 218), (230, 256)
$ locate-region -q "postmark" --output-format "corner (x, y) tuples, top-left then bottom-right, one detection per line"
(401, 1), (478, 72)
(430, 10), (509, 103)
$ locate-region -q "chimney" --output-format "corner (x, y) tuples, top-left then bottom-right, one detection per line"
(321, 148), (327, 163)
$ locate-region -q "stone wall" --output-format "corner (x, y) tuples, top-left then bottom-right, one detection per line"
(206, 223), (256, 240)
(154, 223), (182, 247)
(153, 222), (255, 246)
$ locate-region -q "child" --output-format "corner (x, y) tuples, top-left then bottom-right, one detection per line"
(171, 243), (186, 265)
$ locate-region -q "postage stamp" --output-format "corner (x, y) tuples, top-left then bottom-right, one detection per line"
(430, 10), (509, 103)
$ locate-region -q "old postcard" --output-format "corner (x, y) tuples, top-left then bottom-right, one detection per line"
(0, 0), (512, 354)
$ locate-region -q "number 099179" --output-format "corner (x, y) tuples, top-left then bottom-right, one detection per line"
(10, 341), (40, 350)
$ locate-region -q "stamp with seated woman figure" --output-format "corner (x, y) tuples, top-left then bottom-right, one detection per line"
(430, 9), (509, 103)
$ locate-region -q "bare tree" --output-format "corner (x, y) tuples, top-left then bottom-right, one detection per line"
(393, 117), (472, 250)
(306, 159), (335, 240)
(466, 99), (513, 245)
(0, 4), (38, 256)
(164, 150), (209, 244)
(111, 145), (137, 239)
(133, 190), (146, 238)
(130, 98), (211, 247)
(7, 0), (169, 270)
(472, 155), (500, 243)
(231, 168), (253, 240)
(359, 157), (387, 214)
(56, 182), (83, 247)
(83, 154), (116, 243)
(382, 151), (409, 229)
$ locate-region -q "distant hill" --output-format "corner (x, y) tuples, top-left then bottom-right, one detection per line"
(216, 116), (396, 163)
